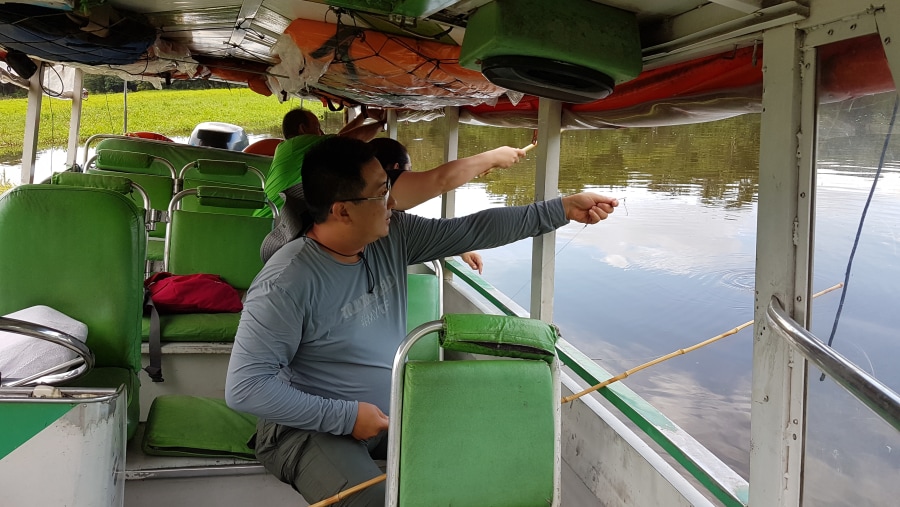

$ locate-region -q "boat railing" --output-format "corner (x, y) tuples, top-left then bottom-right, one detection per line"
(443, 257), (750, 507)
(766, 296), (900, 433)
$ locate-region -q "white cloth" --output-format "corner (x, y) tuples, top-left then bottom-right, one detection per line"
(0, 306), (88, 381)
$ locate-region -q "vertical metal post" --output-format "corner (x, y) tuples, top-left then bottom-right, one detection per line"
(441, 106), (460, 220)
(875, 3), (900, 103)
(123, 80), (128, 135)
(751, 24), (811, 507)
(67, 68), (84, 169)
(531, 99), (562, 323)
(20, 64), (44, 185)
(387, 109), (398, 140)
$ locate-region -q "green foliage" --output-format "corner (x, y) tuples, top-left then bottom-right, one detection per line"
(0, 88), (327, 160)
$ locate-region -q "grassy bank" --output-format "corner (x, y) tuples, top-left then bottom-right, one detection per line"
(0, 88), (329, 161)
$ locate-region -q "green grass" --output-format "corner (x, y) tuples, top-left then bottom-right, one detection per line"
(0, 88), (328, 161)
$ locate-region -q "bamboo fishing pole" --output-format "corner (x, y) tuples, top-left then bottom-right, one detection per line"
(308, 474), (386, 507)
(561, 282), (845, 404)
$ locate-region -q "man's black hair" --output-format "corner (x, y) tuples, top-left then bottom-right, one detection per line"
(302, 136), (376, 223)
(368, 137), (410, 171)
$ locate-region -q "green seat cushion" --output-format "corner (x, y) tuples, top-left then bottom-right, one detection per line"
(142, 395), (256, 460)
(399, 360), (555, 507)
(142, 312), (241, 342)
(406, 273), (440, 361)
(147, 239), (165, 262)
(441, 314), (559, 363)
(66, 366), (140, 441)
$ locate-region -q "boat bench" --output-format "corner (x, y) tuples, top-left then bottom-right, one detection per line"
(95, 136), (273, 181)
(92, 136), (274, 261)
(142, 187), (273, 384)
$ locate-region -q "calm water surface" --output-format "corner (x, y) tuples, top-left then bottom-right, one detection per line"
(3, 95), (899, 505)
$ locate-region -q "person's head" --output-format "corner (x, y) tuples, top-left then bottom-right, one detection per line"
(302, 137), (395, 238)
(282, 109), (324, 139)
(368, 137), (412, 172)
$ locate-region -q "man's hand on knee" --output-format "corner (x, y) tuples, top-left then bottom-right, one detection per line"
(352, 402), (389, 440)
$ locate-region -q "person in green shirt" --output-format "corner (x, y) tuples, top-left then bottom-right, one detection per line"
(256, 108), (387, 217)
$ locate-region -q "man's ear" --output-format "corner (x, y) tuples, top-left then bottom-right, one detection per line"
(330, 202), (353, 222)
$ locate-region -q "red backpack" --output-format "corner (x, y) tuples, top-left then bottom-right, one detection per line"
(144, 272), (243, 314)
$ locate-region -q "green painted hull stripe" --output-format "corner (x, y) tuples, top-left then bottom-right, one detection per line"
(0, 404), (75, 460)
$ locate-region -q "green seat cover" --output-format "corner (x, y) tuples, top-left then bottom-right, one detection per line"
(0, 185), (145, 439)
(142, 395), (256, 460)
(405, 273), (440, 361)
(399, 360), (555, 506)
(142, 312), (241, 342)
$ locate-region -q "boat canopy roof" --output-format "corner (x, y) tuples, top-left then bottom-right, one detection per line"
(0, 0), (893, 127)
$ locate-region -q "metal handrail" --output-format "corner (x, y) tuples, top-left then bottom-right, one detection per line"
(766, 296), (900, 432)
(0, 316), (95, 387)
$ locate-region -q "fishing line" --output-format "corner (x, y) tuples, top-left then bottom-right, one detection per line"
(507, 196), (626, 301)
(821, 96), (898, 381)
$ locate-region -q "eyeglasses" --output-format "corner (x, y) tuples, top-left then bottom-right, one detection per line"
(341, 180), (391, 206)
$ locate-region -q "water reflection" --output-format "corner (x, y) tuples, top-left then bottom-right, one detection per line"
(404, 114), (762, 478)
(805, 92), (900, 506)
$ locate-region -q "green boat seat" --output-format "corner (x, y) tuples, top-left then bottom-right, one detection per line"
(86, 148), (176, 244)
(387, 314), (561, 507)
(143, 187), (274, 380)
(177, 159), (266, 216)
(0, 184), (146, 440)
(142, 395), (256, 460)
(405, 261), (443, 362)
(91, 135), (274, 179)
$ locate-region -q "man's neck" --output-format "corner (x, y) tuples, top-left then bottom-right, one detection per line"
(306, 227), (365, 262)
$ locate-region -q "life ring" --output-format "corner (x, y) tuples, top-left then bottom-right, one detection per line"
(242, 138), (283, 156)
(126, 131), (174, 143)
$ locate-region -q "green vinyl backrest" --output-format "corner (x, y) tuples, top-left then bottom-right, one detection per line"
(406, 273), (440, 361)
(96, 137), (273, 177)
(179, 160), (265, 216)
(398, 360), (555, 506)
(0, 185), (145, 371)
(88, 149), (175, 238)
(167, 210), (273, 291)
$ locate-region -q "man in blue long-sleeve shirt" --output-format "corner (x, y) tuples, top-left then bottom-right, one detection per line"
(225, 136), (617, 506)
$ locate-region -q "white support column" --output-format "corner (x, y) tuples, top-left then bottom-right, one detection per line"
(751, 24), (811, 507)
(441, 107), (460, 220)
(20, 65), (44, 185)
(531, 99), (562, 323)
(874, 3), (900, 102)
(386, 109), (398, 140)
(67, 68), (84, 169)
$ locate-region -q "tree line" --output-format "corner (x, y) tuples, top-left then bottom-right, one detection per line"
(0, 74), (243, 98)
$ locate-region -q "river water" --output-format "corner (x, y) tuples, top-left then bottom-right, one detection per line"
(3, 93), (898, 505)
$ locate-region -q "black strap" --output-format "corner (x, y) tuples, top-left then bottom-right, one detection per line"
(143, 288), (164, 382)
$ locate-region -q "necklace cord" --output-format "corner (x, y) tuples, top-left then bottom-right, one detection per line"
(306, 237), (374, 293)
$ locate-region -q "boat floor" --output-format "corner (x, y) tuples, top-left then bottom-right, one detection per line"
(124, 423), (602, 506)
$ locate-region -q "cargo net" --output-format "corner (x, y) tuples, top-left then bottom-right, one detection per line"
(282, 10), (506, 109)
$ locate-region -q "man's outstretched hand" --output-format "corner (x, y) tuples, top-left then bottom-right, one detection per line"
(562, 193), (618, 224)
